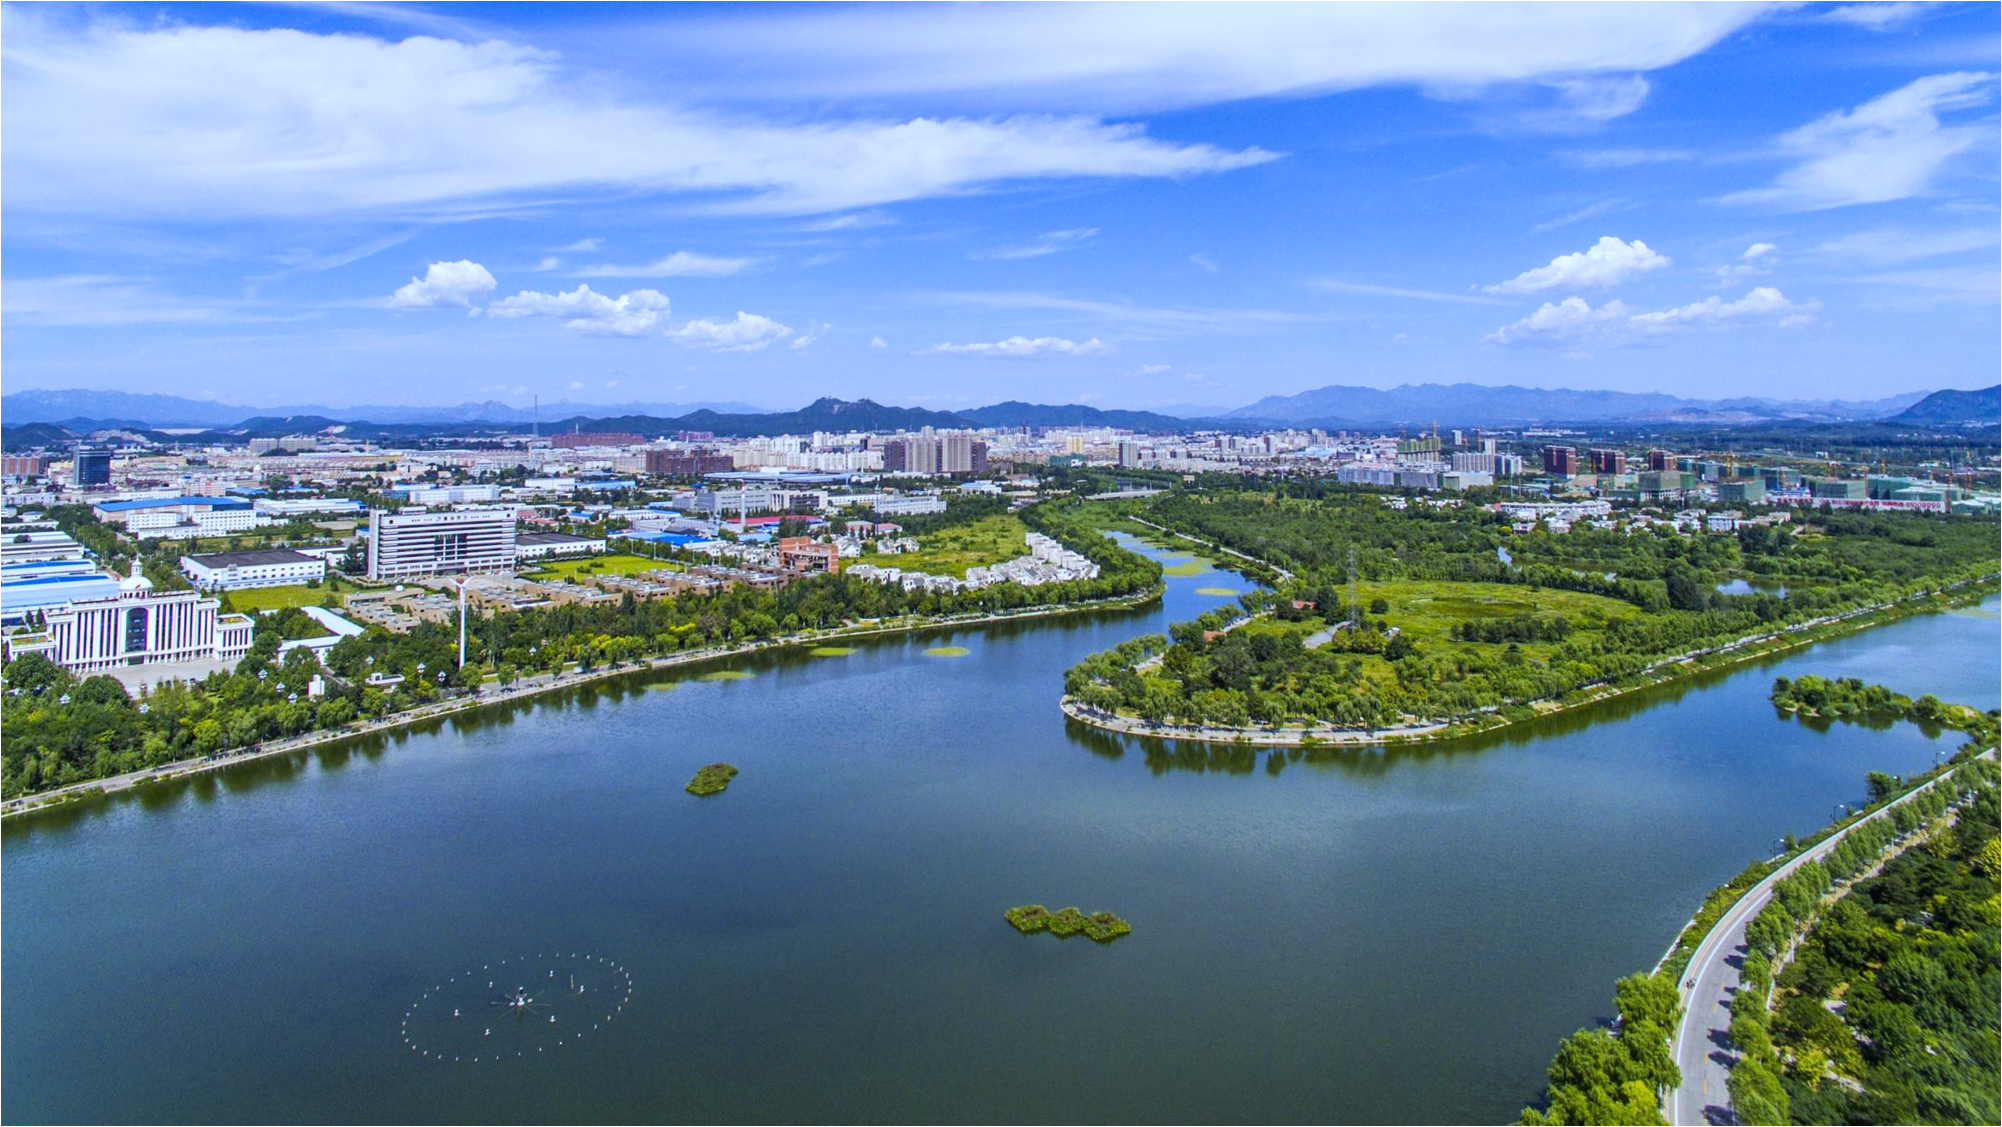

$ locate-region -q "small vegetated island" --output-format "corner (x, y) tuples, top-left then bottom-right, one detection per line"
(1005, 904), (1131, 942)
(1064, 489), (1999, 744)
(685, 763), (739, 796)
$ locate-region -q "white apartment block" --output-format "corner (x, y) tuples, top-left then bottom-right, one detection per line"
(367, 507), (517, 580)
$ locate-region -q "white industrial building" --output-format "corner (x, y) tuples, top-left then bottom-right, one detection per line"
(515, 532), (609, 561)
(253, 497), (367, 519)
(367, 507), (517, 580)
(181, 548), (329, 590)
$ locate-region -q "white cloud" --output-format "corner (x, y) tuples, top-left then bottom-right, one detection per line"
(566, 379), (585, 391)
(1486, 285), (1816, 346)
(1724, 72), (1997, 211)
(665, 4), (1772, 113)
(531, 256), (562, 272)
(1131, 364), (1173, 376)
(603, 379), (622, 389)
(977, 228), (1100, 261)
(1189, 253), (1219, 273)
(388, 260), (497, 308)
(1485, 236), (1671, 293)
(1717, 242), (1779, 285)
(0, 17), (1276, 219)
(1822, 2), (1937, 29)
(485, 284), (671, 336)
(669, 312), (795, 352)
(790, 336), (816, 350)
(571, 251), (754, 278)
(558, 238), (603, 253)
(921, 336), (1112, 358)
(868, 336), (888, 349)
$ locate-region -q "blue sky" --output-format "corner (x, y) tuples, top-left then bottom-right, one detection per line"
(2, 1), (1996, 412)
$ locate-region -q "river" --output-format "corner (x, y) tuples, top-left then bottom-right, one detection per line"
(4, 535), (1995, 1124)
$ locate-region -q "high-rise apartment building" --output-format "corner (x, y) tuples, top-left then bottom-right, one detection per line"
(367, 507), (517, 580)
(1541, 446), (1578, 477)
(1588, 448), (1626, 475)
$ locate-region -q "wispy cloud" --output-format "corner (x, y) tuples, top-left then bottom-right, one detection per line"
(1811, 225), (1998, 265)
(1188, 253), (1220, 273)
(1309, 279), (1505, 305)
(0, 15), (1277, 219)
(664, 4), (1770, 113)
(803, 211), (895, 232)
(917, 290), (1320, 337)
(1724, 71), (1997, 211)
(1529, 199), (1635, 235)
(3, 275), (305, 326)
(1557, 148), (1695, 169)
(921, 336), (1111, 358)
(975, 228), (1100, 260)
(1821, 2), (1939, 30)
(571, 251), (755, 278)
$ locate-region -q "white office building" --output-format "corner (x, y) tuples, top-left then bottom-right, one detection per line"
(367, 507), (517, 580)
(181, 548), (329, 590)
(16, 565), (254, 674)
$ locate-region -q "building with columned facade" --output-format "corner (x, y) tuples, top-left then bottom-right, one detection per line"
(15, 564), (254, 674)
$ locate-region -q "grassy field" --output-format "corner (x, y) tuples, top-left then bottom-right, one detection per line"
(877, 514), (1029, 578)
(219, 575), (368, 612)
(524, 553), (684, 581)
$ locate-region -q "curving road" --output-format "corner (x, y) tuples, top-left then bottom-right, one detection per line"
(1668, 750), (1993, 1125)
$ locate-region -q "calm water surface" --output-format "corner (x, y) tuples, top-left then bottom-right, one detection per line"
(6, 537), (1996, 1124)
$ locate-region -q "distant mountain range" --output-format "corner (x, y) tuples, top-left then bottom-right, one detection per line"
(1225, 382), (1933, 427)
(2, 382), (1993, 449)
(1892, 385), (2000, 423)
(0, 388), (768, 429)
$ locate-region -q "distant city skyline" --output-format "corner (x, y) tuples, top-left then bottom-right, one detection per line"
(3, 2), (1998, 409)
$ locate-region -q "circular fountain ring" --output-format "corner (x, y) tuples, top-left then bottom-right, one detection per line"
(398, 953), (633, 1064)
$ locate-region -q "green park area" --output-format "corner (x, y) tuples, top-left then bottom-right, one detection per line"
(1065, 489), (2002, 733)
(524, 553), (684, 581)
(877, 513), (1029, 578)
(218, 575), (369, 613)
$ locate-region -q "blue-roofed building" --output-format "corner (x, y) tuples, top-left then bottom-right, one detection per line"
(92, 496), (262, 540)
(0, 564), (121, 625)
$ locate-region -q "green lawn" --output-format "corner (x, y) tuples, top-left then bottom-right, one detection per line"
(219, 575), (367, 613)
(874, 514), (1029, 578)
(1359, 579), (1629, 646)
(524, 553), (684, 581)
